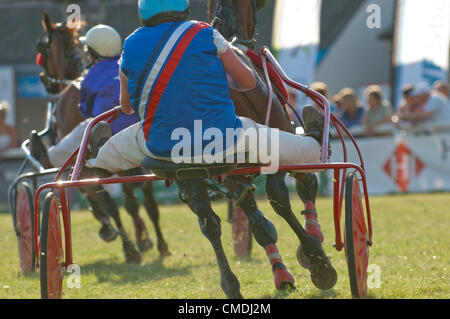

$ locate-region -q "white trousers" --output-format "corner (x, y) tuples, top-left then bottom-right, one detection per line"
(86, 117), (321, 173)
(48, 119), (91, 167)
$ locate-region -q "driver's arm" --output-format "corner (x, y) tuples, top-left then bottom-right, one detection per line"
(220, 48), (256, 91)
(119, 70), (134, 115)
(213, 29), (256, 91)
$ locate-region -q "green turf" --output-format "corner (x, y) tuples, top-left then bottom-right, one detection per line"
(0, 193), (448, 299)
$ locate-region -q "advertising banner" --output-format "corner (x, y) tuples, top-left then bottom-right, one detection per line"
(325, 132), (450, 195)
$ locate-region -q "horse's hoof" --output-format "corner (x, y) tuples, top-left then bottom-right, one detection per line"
(158, 242), (172, 257)
(230, 291), (244, 299)
(225, 289), (244, 299)
(309, 260), (337, 290)
(99, 224), (119, 243)
(279, 281), (296, 292)
(221, 274), (243, 299)
(123, 242), (142, 264)
(137, 238), (154, 253)
(274, 266), (296, 291)
(125, 250), (142, 264)
(297, 244), (312, 269)
(300, 236), (337, 290)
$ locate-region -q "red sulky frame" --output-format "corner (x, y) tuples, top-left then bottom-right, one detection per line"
(32, 46), (372, 294)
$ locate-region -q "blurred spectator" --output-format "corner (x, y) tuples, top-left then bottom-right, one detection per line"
(310, 81), (329, 111)
(286, 87), (301, 127)
(392, 84), (416, 125)
(433, 80), (449, 101)
(332, 94), (343, 117)
(0, 100), (18, 158)
(393, 82), (450, 128)
(396, 84), (414, 110)
(310, 81), (342, 117)
(337, 88), (364, 128)
(361, 85), (392, 136)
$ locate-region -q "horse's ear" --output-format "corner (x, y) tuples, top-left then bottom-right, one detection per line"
(42, 12), (53, 32)
(74, 19), (86, 31)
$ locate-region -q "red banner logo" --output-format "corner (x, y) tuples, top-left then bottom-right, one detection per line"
(383, 141), (425, 192)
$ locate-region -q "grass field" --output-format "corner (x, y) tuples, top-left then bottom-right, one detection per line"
(0, 193), (448, 299)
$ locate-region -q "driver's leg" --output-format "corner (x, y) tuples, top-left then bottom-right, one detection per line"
(237, 114), (322, 167)
(48, 118), (92, 167)
(86, 121), (150, 173)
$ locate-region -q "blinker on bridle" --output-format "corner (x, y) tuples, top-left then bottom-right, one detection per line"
(36, 22), (82, 94)
(211, 0), (258, 49)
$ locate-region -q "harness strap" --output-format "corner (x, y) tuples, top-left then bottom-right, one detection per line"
(301, 209), (318, 217)
(245, 48), (289, 103)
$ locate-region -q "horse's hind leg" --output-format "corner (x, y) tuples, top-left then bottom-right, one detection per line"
(224, 175), (295, 291)
(265, 173), (310, 243)
(122, 181), (154, 253)
(265, 172), (337, 290)
(294, 172), (324, 242)
(177, 178), (242, 299)
(80, 185), (119, 242)
(99, 189), (141, 264)
(141, 180), (171, 257)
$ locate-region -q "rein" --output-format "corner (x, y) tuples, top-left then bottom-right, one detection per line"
(238, 45), (301, 131)
(249, 55), (302, 132)
(261, 54), (273, 126)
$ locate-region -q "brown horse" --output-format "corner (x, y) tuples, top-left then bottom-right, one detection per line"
(36, 13), (170, 262)
(209, 0), (337, 291)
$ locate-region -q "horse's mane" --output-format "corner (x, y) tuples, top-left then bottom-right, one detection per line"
(49, 19), (86, 48)
(64, 20), (86, 47)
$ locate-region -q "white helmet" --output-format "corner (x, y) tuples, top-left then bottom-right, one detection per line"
(80, 24), (122, 58)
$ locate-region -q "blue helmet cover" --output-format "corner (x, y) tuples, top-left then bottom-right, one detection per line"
(138, 0), (189, 22)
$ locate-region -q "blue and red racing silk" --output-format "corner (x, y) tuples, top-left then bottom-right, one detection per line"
(78, 56), (139, 135)
(120, 20), (242, 160)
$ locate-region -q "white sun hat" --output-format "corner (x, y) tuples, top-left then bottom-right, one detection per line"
(411, 81), (431, 96)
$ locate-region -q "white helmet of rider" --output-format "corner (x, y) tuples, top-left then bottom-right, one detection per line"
(80, 24), (122, 58)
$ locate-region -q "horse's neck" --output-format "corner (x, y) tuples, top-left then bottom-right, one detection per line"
(208, 0), (217, 22)
(55, 83), (84, 138)
(210, 1), (291, 131)
(236, 0), (255, 41)
(231, 47), (293, 133)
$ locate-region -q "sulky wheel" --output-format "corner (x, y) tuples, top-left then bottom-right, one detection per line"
(344, 171), (369, 298)
(14, 181), (36, 274)
(40, 192), (64, 299)
(230, 200), (252, 258)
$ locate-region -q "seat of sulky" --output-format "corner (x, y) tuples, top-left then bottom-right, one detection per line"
(141, 157), (237, 180)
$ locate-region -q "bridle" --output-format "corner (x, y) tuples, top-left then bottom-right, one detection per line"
(36, 23), (83, 94)
(212, 0), (302, 130)
(211, 0), (258, 49)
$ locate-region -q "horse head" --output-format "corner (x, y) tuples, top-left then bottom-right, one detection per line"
(37, 12), (84, 94)
(210, 0), (264, 49)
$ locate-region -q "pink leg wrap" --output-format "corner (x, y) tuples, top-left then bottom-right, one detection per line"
(265, 244), (295, 290)
(303, 201), (324, 243)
